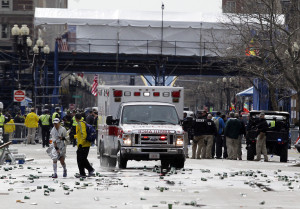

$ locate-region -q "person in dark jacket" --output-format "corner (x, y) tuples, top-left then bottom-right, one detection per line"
(224, 112), (242, 160)
(212, 112), (226, 159)
(192, 111), (207, 159)
(86, 110), (94, 125)
(202, 114), (217, 159)
(255, 112), (269, 162)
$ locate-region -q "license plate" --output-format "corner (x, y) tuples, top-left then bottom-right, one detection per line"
(149, 153), (160, 159)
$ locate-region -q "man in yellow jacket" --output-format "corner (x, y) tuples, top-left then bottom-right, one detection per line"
(24, 108), (39, 144)
(4, 114), (15, 141)
(74, 113), (94, 178)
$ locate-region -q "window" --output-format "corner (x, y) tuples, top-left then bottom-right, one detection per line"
(1, 0), (11, 10)
(224, 1), (236, 13)
(0, 24), (9, 39)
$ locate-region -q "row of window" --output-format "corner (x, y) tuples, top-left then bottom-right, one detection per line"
(1, 0), (11, 39)
(0, 24), (8, 39)
(1, 0), (11, 10)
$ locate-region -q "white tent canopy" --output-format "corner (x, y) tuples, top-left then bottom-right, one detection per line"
(236, 87), (253, 97)
(34, 8), (228, 29)
(34, 8), (232, 56)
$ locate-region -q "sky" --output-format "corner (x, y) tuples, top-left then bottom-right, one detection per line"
(68, 0), (222, 13)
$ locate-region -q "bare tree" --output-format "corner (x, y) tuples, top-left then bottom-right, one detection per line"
(212, 0), (300, 114)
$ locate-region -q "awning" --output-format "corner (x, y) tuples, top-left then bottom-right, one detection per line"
(236, 87), (253, 96)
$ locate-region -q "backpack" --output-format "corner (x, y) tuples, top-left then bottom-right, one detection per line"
(84, 122), (97, 144)
(213, 117), (220, 133)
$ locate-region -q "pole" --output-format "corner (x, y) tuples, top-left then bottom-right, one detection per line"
(161, 3), (164, 55)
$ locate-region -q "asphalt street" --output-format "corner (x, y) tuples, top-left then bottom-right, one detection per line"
(0, 144), (300, 209)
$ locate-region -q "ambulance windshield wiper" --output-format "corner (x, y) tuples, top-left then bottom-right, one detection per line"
(127, 120), (148, 124)
(150, 120), (177, 125)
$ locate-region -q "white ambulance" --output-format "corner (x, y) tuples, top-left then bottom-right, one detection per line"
(97, 86), (185, 169)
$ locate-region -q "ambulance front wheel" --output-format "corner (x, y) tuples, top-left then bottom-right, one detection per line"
(117, 150), (127, 169)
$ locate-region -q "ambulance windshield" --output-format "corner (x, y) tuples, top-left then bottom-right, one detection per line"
(122, 105), (180, 125)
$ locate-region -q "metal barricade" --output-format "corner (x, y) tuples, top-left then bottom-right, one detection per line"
(3, 123), (42, 144)
(290, 127), (299, 145)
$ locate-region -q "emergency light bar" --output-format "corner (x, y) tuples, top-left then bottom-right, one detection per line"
(172, 91), (180, 98)
(153, 92), (160, 97)
(134, 92), (141, 96)
(114, 90), (123, 97)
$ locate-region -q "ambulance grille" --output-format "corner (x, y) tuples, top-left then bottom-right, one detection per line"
(135, 134), (139, 144)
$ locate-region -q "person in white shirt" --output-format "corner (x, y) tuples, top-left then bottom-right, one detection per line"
(47, 118), (67, 178)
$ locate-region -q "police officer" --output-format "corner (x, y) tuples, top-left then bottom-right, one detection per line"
(62, 110), (72, 131)
(202, 114), (217, 159)
(52, 107), (61, 123)
(39, 109), (51, 148)
(255, 112), (269, 162)
(192, 111), (207, 159)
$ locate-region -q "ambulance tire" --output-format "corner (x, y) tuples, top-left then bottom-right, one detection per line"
(108, 157), (117, 167)
(100, 155), (109, 167)
(99, 143), (109, 167)
(117, 150), (127, 169)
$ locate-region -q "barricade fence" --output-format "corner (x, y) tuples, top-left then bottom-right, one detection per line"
(2, 123), (42, 144)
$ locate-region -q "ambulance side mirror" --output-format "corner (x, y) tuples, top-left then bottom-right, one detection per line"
(106, 116), (114, 125)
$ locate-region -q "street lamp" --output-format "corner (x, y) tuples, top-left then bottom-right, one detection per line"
(11, 24), (32, 86)
(223, 77), (232, 112)
(161, 3), (164, 55)
(217, 78), (223, 110)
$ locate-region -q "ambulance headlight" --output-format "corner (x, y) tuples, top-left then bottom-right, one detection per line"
(123, 134), (132, 146)
(176, 136), (184, 146)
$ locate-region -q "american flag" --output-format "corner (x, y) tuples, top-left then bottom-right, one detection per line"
(57, 38), (69, 52)
(91, 74), (98, 96)
(57, 32), (69, 52)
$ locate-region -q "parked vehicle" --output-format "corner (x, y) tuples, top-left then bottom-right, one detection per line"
(246, 111), (290, 162)
(97, 86), (185, 169)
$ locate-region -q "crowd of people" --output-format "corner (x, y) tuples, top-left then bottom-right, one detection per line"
(0, 107), (98, 178)
(183, 110), (269, 162)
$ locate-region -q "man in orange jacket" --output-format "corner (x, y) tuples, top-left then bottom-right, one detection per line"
(24, 108), (39, 144)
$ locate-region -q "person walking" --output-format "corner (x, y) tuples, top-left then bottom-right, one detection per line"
(74, 113), (95, 178)
(202, 114), (217, 159)
(212, 112), (225, 159)
(4, 114), (15, 141)
(192, 111), (207, 159)
(255, 112), (269, 162)
(224, 112), (242, 160)
(24, 108), (39, 145)
(48, 118), (67, 178)
(39, 109), (51, 148)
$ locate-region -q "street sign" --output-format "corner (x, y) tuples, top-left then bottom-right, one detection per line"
(69, 104), (76, 110)
(14, 90), (25, 102)
(72, 95), (82, 98)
